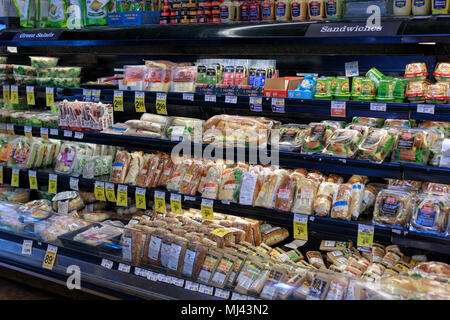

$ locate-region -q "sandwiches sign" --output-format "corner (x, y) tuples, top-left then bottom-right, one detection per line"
(305, 21), (401, 37)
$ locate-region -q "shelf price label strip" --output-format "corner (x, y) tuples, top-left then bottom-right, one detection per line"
(10, 85), (18, 104)
(116, 184), (128, 206)
(105, 182), (116, 202)
(48, 173), (58, 194)
(3, 85), (10, 103)
(46, 87), (54, 107)
(135, 91), (145, 112)
(201, 198), (214, 220)
(11, 168), (19, 187)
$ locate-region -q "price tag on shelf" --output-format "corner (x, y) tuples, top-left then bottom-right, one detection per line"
(155, 92), (167, 115)
(50, 128), (59, 136)
(357, 224), (374, 253)
(158, 273), (171, 284)
(134, 267), (143, 276)
(293, 213), (308, 240)
(331, 101), (346, 117)
(82, 160), (95, 179)
(42, 245), (58, 270)
(139, 269), (149, 278)
(147, 271), (158, 282)
(0, 166), (3, 184)
(345, 61), (359, 77)
(48, 174), (57, 194)
(40, 127), (49, 140)
(46, 87), (54, 107)
(69, 177), (79, 191)
(225, 95), (237, 104)
(184, 195), (196, 202)
(231, 292), (248, 300)
(58, 200), (68, 214)
(113, 90), (123, 111)
(370, 102), (386, 112)
(135, 91), (146, 112)
(271, 97), (285, 113)
(22, 240), (33, 255)
(6, 123), (14, 135)
(94, 181), (106, 201)
(10, 85), (18, 104)
(215, 288), (230, 300)
(417, 104), (435, 115)
(24, 126), (32, 139)
(198, 284), (214, 295)
(201, 198), (214, 220)
(101, 258), (113, 269)
(205, 94), (216, 102)
(116, 184), (128, 207)
(170, 193), (183, 214)
(184, 281), (199, 292)
(171, 277), (184, 287)
(154, 190), (166, 213)
(183, 93), (194, 101)
(28, 170), (37, 190)
(26, 86), (35, 105)
(105, 182), (116, 202)
(118, 263), (130, 273)
(83, 89), (92, 102)
(74, 131), (84, 139)
(11, 168), (19, 187)
(2, 85), (10, 103)
(92, 89), (101, 103)
(135, 187), (147, 210)
(249, 96), (262, 112)
(63, 130), (72, 138)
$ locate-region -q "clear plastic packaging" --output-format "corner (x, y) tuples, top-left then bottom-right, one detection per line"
(202, 162), (225, 200)
(171, 66), (196, 93)
(144, 66), (171, 92)
(47, 66), (81, 78)
(167, 158), (193, 192)
(12, 65), (36, 76)
(292, 177), (317, 215)
(373, 188), (414, 228)
(7, 137), (39, 169)
(29, 56), (59, 68)
(166, 117), (203, 144)
(302, 122), (336, 154)
(410, 193), (450, 235)
(357, 128), (397, 163)
(110, 150), (131, 184)
(218, 163), (248, 203)
(278, 124), (306, 152)
(433, 62), (450, 82)
(314, 182), (338, 217)
(323, 129), (362, 158)
(391, 128), (431, 165)
(331, 184), (353, 221)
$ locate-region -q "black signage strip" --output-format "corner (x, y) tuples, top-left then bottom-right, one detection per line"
(305, 21), (403, 37)
(12, 30), (63, 41)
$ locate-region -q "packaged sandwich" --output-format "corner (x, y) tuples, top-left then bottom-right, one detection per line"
(239, 168), (263, 206)
(383, 119), (414, 128)
(210, 252), (238, 288)
(178, 160), (204, 195)
(314, 182), (338, 217)
(410, 193), (450, 235)
(320, 240), (353, 251)
(278, 124), (306, 152)
(373, 188), (414, 228)
(292, 177), (318, 215)
(166, 158), (192, 192)
(391, 128), (431, 165)
(196, 248), (223, 285)
(218, 163), (248, 202)
(123, 151), (144, 186)
(166, 117), (203, 143)
(323, 129), (363, 158)
(254, 169), (287, 209)
(201, 161), (225, 199)
(260, 266), (287, 300)
(306, 251), (326, 269)
(109, 150), (131, 184)
(306, 272), (333, 300)
(7, 137), (39, 169)
(331, 184), (353, 221)
(274, 173), (298, 212)
(260, 224), (289, 246)
(302, 122), (336, 154)
(352, 117), (384, 127)
(349, 183), (365, 220)
(181, 241), (209, 280)
(234, 258), (265, 295)
(357, 128), (396, 163)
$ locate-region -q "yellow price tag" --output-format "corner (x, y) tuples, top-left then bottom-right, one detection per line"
(135, 187), (147, 210)
(94, 181), (106, 201)
(42, 245), (57, 270)
(11, 168), (19, 187)
(293, 213), (308, 240)
(0, 166), (3, 184)
(170, 193), (183, 214)
(48, 174), (57, 194)
(357, 224), (374, 252)
(10, 85), (18, 104)
(28, 170), (37, 190)
(154, 190), (166, 213)
(105, 182), (116, 202)
(201, 198), (214, 220)
(155, 92), (167, 115)
(40, 127), (49, 140)
(135, 91), (145, 112)
(2, 85), (9, 103)
(211, 228), (232, 237)
(24, 126), (32, 139)
(113, 90), (123, 111)
(26, 86), (35, 105)
(116, 184), (128, 207)
(6, 123), (14, 135)
(46, 87), (54, 107)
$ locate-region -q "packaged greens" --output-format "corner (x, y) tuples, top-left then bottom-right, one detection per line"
(68, 0), (86, 28)
(83, 0), (109, 26)
(30, 56), (59, 69)
(35, 0), (49, 27)
(13, 0), (36, 28)
(46, 0), (68, 28)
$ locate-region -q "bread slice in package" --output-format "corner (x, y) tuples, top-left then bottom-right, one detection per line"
(239, 170), (263, 206)
(201, 161), (224, 199)
(234, 257), (265, 295)
(178, 159), (204, 195)
(110, 150), (131, 184)
(196, 248), (223, 285)
(123, 151), (145, 185)
(209, 252), (238, 288)
(330, 184), (353, 221)
(292, 177), (317, 215)
(142, 228), (171, 267)
(165, 235), (189, 277)
(166, 157), (192, 192)
(260, 224), (289, 246)
(276, 272), (304, 300)
(314, 182), (338, 217)
(274, 172), (298, 212)
(247, 264), (272, 296)
(254, 169), (287, 209)
(226, 252), (247, 288)
(218, 163), (248, 202)
(259, 266), (287, 300)
(325, 275), (349, 300)
(181, 241), (209, 280)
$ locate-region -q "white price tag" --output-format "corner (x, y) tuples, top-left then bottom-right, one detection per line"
(69, 177), (79, 191)
(147, 271), (158, 282)
(392, 229), (402, 235)
(221, 200), (230, 205)
(249, 96), (263, 112)
(156, 92), (167, 101)
(199, 284), (214, 295)
(154, 190), (165, 199)
(225, 95), (237, 104)
(101, 258), (113, 269)
(201, 198), (214, 207)
(370, 102), (386, 112)
(74, 131), (84, 139)
(171, 277), (185, 287)
(231, 292), (248, 300)
(134, 267), (143, 276)
(118, 263), (130, 273)
(170, 193), (181, 201)
(64, 130), (72, 138)
(83, 89), (92, 101)
(184, 195), (196, 201)
(205, 94), (216, 102)
(331, 101), (346, 117)
(183, 93), (194, 101)
(417, 104), (435, 114)
(184, 281), (199, 292)
(345, 61), (359, 77)
(22, 240), (32, 255)
(50, 128), (59, 136)
(214, 288), (230, 299)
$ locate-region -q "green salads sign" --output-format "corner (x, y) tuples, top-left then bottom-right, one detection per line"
(13, 30), (62, 41)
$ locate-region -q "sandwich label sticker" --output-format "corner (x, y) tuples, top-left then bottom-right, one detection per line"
(42, 245), (58, 270)
(113, 90), (123, 111)
(28, 170), (37, 190)
(357, 224), (374, 252)
(116, 184), (128, 207)
(135, 91), (146, 112)
(26, 86), (35, 105)
(155, 92), (167, 115)
(10, 85), (19, 104)
(331, 101), (346, 117)
(154, 190), (166, 213)
(105, 182), (116, 202)
(170, 193), (183, 214)
(293, 213), (308, 240)
(201, 198), (214, 220)
(135, 187), (147, 210)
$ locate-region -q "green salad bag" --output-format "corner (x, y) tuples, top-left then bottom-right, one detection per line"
(35, 0), (50, 27)
(46, 0), (68, 27)
(67, 0), (86, 28)
(13, 0), (36, 28)
(83, 0), (110, 26)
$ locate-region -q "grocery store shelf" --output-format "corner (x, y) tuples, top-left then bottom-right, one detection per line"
(2, 166), (449, 254)
(1, 17), (450, 47)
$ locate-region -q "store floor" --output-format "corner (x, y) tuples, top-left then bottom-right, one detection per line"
(0, 277), (61, 300)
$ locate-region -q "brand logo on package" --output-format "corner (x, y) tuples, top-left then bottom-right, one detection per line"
(13, 30), (63, 41)
(305, 21), (401, 37)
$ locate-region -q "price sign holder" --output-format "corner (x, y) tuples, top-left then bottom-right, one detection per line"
(3, 85), (10, 103)
(10, 85), (18, 104)
(46, 87), (54, 107)
(94, 181), (106, 201)
(201, 198), (214, 220)
(170, 193), (183, 214)
(271, 97), (285, 113)
(48, 174), (57, 194)
(113, 90), (123, 111)
(135, 91), (146, 112)
(331, 101), (346, 117)
(28, 170), (37, 189)
(11, 168), (19, 187)
(293, 213), (308, 240)
(42, 245), (58, 270)
(40, 127), (49, 140)
(155, 92), (167, 115)
(135, 187), (147, 209)
(26, 86), (35, 105)
(116, 184), (128, 206)
(249, 97), (263, 112)
(105, 182), (116, 202)
(357, 224), (374, 252)
(69, 177), (79, 191)
(154, 190), (166, 213)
